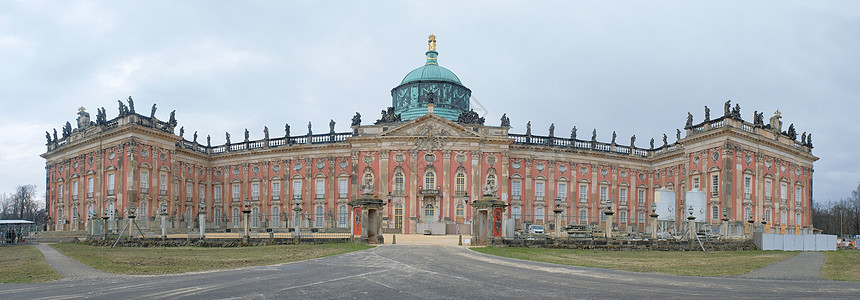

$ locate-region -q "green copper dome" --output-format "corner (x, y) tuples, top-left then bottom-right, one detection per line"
(391, 35), (471, 122)
(400, 50), (463, 85)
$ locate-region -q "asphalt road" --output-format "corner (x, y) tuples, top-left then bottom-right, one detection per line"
(2, 245), (859, 299)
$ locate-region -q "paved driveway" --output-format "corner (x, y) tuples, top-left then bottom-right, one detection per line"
(2, 245), (858, 299)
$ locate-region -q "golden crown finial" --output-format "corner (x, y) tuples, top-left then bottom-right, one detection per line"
(428, 34), (437, 51)
(775, 109), (781, 117)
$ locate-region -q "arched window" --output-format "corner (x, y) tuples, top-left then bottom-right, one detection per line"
(424, 172), (436, 189)
(744, 207), (752, 221)
(486, 174), (496, 187)
(712, 206), (719, 220)
(394, 173), (405, 193)
(251, 207), (259, 228)
(764, 208), (772, 223)
(338, 205), (348, 228)
(394, 204), (403, 229)
(272, 206), (280, 228)
(315, 205), (324, 228)
(456, 203), (465, 224)
(455, 173), (466, 193)
(423, 203), (435, 222)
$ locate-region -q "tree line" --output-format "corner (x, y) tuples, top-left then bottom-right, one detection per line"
(812, 183), (860, 238)
(0, 185), (47, 228)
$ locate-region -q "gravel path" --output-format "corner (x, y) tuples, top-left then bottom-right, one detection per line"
(739, 251), (824, 280)
(34, 244), (116, 281)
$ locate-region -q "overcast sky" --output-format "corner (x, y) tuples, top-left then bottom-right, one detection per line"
(1, 1), (858, 206)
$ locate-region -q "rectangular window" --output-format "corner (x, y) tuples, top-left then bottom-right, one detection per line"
(579, 210), (587, 225)
(693, 177), (700, 190)
(534, 207), (545, 223)
(272, 206), (280, 228)
(251, 182), (260, 201)
(712, 206), (719, 220)
(579, 184), (588, 203)
(781, 210), (787, 224)
(780, 182), (787, 201)
(232, 208), (240, 227)
(72, 181), (78, 199)
(214, 185), (222, 202)
(557, 182), (567, 201)
(339, 205), (349, 228)
(272, 181), (281, 200)
(339, 178), (348, 198)
(232, 183), (240, 202)
(765, 179), (773, 200)
(619, 211), (627, 224)
(535, 181), (545, 201)
(619, 187), (627, 205)
(455, 174), (466, 193)
(58, 184), (63, 202)
(199, 185), (205, 203)
(512, 205), (521, 221)
(638, 189), (645, 205)
(140, 171), (149, 193)
(599, 186), (608, 202)
(638, 211), (645, 223)
(710, 174), (719, 197)
(796, 212), (801, 226)
(744, 176), (752, 199)
(795, 187), (801, 204)
(292, 180), (302, 200)
(107, 173), (115, 195)
(160, 174), (168, 195)
(315, 178), (325, 198)
(186, 182), (193, 200)
(765, 209), (772, 223)
(512, 180), (522, 199)
(87, 177), (94, 198)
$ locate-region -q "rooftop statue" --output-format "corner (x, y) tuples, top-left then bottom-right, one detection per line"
(591, 129), (597, 143)
(264, 126), (269, 140)
(704, 106), (710, 121)
(724, 100), (731, 116)
(457, 109), (485, 125)
(225, 132), (231, 145)
(169, 110), (176, 126)
(788, 123), (797, 140)
(45, 131), (51, 145)
(52, 129), (58, 142)
(630, 135), (636, 148)
(150, 104), (157, 119)
(662, 134), (668, 147)
(207, 135), (211, 147)
(611, 131), (616, 144)
(650, 138), (655, 149)
(284, 123), (291, 138)
(117, 100), (127, 116)
(500, 113), (510, 127)
(127, 96), (135, 114)
(193, 131), (198, 144)
(570, 126), (577, 140)
(525, 121), (531, 136)
(376, 106), (402, 124)
(732, 103), (741, 119)
(807, 133), (813, 148)
(179, 126), (184, 137)
(428, 34), (436, 51)
(244, 128), (250, 142)
(801, 132), (807, 145)
(676, 129), (681, 140)
(307, 121), (312, 135)
(329, 119), (336, 134)
(548, 123), (555, 137)
(351, 112), (361, 126)
(686, 112), (693, 128)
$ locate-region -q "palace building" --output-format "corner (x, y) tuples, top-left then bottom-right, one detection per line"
(42, 36), (818, 237)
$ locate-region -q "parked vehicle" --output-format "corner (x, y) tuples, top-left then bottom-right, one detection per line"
(528, 225), (544, 234)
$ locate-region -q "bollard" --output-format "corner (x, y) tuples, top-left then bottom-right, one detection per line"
(392, 234), (396, 244)
(459, 234), (463, 246)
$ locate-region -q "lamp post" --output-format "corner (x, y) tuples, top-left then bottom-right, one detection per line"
(160, 203), (168, 240)
(553, 197), (564, 238)
(293, 196), (302, 239)
(761, 217), (768, 234)
(242, 197), (251, 243)
(198, 198), (206, 239)
(721, 208), (730, 239)
(687, 205), (696, 240)
(102, 209), (110, 241)
(460, 193), (469, 246)
(747, 216), (755, 236)
(650, 203), (659, 239)
(604, 198), (614, 239)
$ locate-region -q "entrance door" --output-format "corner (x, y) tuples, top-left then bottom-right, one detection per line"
(423, 202), (435, 223)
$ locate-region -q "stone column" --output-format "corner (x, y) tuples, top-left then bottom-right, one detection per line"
(650, 211), (659, 239)
(604, 209), (614, 239)
(199, 211), (206, 238)
(160, 210), (168, 239)
(688, 215), (697, 240)
(553, 207), (563, 237)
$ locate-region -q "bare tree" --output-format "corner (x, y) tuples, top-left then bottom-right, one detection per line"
(813, 182), (860, 238)
(1, 185), (45, 227)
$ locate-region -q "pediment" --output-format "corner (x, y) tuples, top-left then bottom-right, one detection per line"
(381, 114), (481, 138)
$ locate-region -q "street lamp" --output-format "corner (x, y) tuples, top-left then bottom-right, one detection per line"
(463, 192), (470, 204)
(650, 202), (658, 239)
(604, 198), (614, 239)
(387, 192), (392, 204)
(722, 207), (730, 239)
(687, 205), (696, 240)
(292, 196), (302, 239)
(242, 197), (251, 243)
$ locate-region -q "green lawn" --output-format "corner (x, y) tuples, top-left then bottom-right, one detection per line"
(0, 245), (62, 283)
(51, 243), (372, 275)
(471, 247), (797, 276)
(823, 250), (860, 281)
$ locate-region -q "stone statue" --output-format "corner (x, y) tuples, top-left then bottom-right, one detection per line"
(500, 113), (510, 127)
(611, 131), (616, 144)
(169, 110), (176, 126)
(225, 132), (231, 145)
(179, 126), (184, 137)
(284, 123), (291, 138)
(649, 138), (655, 149)
(704, 106), (710, 121)
(482, 183), (499, 196)
(525, 121), (531, 136)
(807, 133), (813, 148)
(787, 123), (797, 140)
(207, 135), (211, 147)
(676, 129), (681, 140)
(662, 134), (668, 147)
(150, 104), (157, 119)
(591, 129), (597, 142)
(376, 107), (402, 124)
(52, 129), (58, 142)
(329, 119), (336, 134)
(548, 123), (555, 137)
(193, 131), (198, 143)
(724, 100), (731, 116)
(45, 131), (52, 145)
(351, 112), (361, 126)
(117, 100), (126, 116)
(244, 128), (249, 142)
(426, 92), (435, 104)
(630, 135), (636, 148)
(263, 126), (269, 140)
(428, 34), (436, 51)
(686, 112), (693, 128)
(457, 109), (485, 125)
(570, 126), (577, 140)
(307, 121), (312, 135)
(127, 96), (135, 114)
(732, 103), (741, 119)
(801, 132), (807, 145)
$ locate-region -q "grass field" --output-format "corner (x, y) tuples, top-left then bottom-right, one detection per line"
(822, 250), (860, 281)
(0, 245), (62, 283)
(471, 247), (797, 276)
(51, 243), (372, 275)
